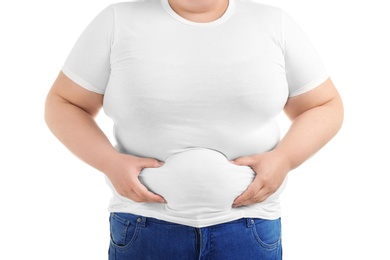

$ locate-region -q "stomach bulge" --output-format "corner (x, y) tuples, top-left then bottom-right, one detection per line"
(139, 148), (255, 213)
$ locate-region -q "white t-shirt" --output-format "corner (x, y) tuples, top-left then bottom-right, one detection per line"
(63, 0), (328, 227)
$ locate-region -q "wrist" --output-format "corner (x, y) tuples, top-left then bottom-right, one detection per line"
(269, 147), (293, 173)
(98, 149), (128, 177)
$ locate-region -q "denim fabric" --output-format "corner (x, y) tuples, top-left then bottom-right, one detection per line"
(109, 212), (282, 260)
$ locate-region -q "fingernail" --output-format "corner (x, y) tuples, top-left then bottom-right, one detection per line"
(229, 160), (236, 164)
(158, 161), (165, 166)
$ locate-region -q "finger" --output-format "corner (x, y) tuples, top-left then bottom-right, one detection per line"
(231, 156), (256, 167)
(131, 178), (166, 203)
(137, 158), (164, 169)
(234, 189), (273, 207)
(232, 180), (263, 207)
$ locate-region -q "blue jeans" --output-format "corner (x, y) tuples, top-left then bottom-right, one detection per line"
(109, 213), (282, 260)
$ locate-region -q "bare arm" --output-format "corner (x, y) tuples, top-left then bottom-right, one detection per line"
(44, 72), (165, 203)
(232, 78), (344, 207)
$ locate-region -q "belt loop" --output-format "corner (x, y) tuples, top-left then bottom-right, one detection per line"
(246, 218), (255, 228)
(136, 216), (147, 228)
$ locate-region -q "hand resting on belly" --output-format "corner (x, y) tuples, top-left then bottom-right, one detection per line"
(139, 148), (255, 214)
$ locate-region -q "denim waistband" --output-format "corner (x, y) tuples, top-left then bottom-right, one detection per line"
(110, 212), (278, 229)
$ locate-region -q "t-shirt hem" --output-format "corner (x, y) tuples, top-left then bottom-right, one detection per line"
(289, 73), (329, 97)
(61, 65), (105, 94)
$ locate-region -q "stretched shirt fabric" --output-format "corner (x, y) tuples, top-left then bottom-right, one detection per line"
(62, 0), (328, 228)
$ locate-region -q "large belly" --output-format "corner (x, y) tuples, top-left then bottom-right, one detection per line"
(139, 148), (255, 213)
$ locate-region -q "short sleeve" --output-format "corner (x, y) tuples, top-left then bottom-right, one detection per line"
(283, 11), (329, 97)
(62, 5), (115, 94)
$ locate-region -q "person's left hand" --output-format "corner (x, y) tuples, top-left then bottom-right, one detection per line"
(231, 150), (290, 207)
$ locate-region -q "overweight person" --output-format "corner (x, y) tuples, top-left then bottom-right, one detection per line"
(45, 0), (343, 259)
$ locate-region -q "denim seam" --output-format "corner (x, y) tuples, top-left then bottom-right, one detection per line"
(110, 222), (141, 251)
(193, 228), (200, 259)
(210, 226), (215, 260)
(251, 225), (280, 250)
(111, 213), (131, 226)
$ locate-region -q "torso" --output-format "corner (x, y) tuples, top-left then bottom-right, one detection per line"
(103, 0), (288, 226)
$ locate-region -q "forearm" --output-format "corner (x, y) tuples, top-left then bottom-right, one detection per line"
(274, 97), (344, 171)
(45, 97), (117, 174)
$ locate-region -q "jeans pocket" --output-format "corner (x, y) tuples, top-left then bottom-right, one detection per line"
(109, 213), (140, 250)
(251, 218), (281, 250)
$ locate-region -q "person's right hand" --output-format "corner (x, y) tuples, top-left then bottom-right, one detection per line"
(105, 153), (166, 203)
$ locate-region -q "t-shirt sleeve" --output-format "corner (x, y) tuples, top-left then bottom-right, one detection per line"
(282, 11), (329, 97)
(61, 5), (115, 94)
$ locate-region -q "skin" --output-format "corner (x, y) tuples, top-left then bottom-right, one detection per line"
(168, 0), (229, 23)
(232, 78), (343, 207)
(45, 72), (166, 203)
(44, 0), (344, 207)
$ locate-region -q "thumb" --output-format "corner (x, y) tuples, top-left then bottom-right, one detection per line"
(138, 158), (164, 169)
(231, 156), (256, 167)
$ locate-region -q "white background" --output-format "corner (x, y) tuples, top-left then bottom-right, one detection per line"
(1, 0), (389, 259)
